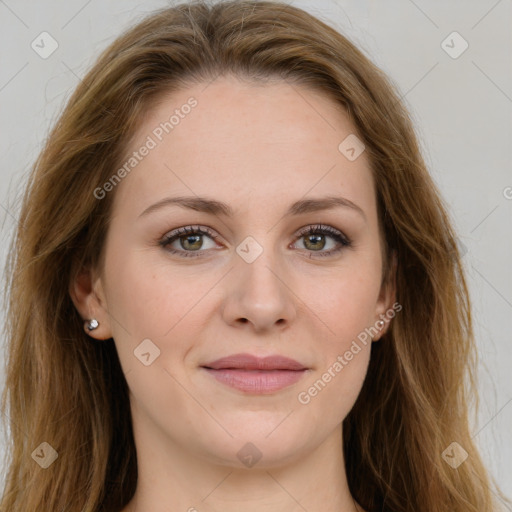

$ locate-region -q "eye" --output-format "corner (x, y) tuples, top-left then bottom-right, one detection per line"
(292, 224), (351, 258)
(158, 223), (352, 259)
(159, 225), (220, 258)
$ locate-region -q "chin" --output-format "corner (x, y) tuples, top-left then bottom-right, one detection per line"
(192, 425), (315, 470)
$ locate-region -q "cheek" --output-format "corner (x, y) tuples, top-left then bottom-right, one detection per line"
(104, 247), (212, 341)
(103, 251), (208, 419)
(298, 342), (371, 434)
(296, 264), (380, 409)
(296, 294), (374, 428)
(310, 264), (382, 344)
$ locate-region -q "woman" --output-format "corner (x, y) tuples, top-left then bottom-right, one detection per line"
(0, 1), (508, 511)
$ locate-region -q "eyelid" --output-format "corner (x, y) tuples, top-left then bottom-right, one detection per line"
(159, 225), (221, 246)
(294, 223), (350, 244)
(158, 223), (351, 258)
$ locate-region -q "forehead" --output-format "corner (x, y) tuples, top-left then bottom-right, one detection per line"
(111, 75), (376, 221)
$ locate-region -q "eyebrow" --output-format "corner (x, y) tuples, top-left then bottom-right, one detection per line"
(138, 195), (366, 221)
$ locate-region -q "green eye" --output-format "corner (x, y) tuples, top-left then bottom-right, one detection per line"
(159, 224), (351, 259)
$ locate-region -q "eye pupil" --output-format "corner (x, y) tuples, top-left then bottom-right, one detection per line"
(181, 235), (203, 250)
(304, 234), (325, 250)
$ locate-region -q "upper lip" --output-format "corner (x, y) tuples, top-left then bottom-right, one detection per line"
(202, 353), (307, 371)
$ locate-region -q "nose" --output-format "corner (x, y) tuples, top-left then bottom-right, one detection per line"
(221, 248), (297, 333)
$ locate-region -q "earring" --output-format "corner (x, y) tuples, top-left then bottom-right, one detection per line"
(85, 318), (99, 331)
(376, 320), (385, 329)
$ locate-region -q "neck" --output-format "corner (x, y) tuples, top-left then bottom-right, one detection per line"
(122, 415), (361, 512)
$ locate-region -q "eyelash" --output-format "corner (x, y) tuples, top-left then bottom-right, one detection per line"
(158, 224), (352, 259)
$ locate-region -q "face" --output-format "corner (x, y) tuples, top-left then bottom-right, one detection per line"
(74, 75), (395, 468)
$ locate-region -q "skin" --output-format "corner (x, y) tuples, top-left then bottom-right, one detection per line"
(71, 75), (396, 512)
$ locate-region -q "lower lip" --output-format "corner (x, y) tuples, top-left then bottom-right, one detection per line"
(202, 368), (307, 393)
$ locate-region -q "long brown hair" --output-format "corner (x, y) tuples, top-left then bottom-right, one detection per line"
(1, 1), (508, 510)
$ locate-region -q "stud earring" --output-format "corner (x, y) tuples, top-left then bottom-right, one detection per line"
(85, 318), (99, 331)
(376, 320), (385, 329)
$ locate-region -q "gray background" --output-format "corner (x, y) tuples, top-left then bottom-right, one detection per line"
(0, 0), (510, 505)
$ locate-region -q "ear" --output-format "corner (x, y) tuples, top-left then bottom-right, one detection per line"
(69, 263), (113, 340)
(372, 250), (398, 342)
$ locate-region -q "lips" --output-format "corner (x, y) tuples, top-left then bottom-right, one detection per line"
(203, 353), (307, 371)
(201, 353), (308, 394)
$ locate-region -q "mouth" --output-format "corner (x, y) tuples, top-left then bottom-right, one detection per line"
(200, 353), (309, 394)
